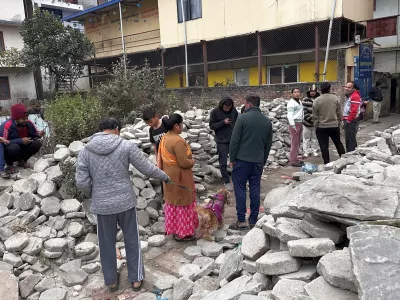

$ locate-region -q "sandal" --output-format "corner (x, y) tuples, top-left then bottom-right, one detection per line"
(174, 235), (196, 242)
(5, 166), (16, 174)
(18, 160), (32, 169)
(108, 273), (120, 293)
(132, 280), (143, 292)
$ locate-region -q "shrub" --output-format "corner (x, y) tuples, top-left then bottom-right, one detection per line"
(96, 59), (186, 122)
(45, 93), (105, 146)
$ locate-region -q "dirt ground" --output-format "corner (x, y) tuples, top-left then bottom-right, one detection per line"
(84, 115), (400, 300)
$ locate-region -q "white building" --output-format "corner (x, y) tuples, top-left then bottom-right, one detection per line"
(0, 0), (37, 108)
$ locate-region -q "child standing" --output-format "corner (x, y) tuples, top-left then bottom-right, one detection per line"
(142, 108), (168, 158)
(287, 88), (304, 167)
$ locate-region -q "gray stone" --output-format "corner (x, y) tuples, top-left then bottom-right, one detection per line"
(275, 222), (310, 242)
(29, 172), (47, 185)
(59, 259), (81, 273)
(145, 206), (159, 220)
(21, 253), (37, 265)
(193, 276), (218, 294)
(179, 264), (201, 280)
(80, 246), (99, 262)
(134, 293), (157, 300)
(305, 277), (358, 300)
(42, 249), (64, 258)
(37, 181), (57, 198)
(14, 192), (35, 211)
(75, 242), (96, 256)
(141, 188), (156, 199)
(201, 275), (262, 300)
(44, 238), (68, 252)
(30, 261), (49, 273)
(347, 224), (400, 299)
(0, 270), (18, 300)
(20, 274), (43, 298)
(289, 175), (399, 221)
(34, 158), (54, 173)
(38, 287), (67, 300)
(19, 169), (35, 180)
(201, 242), (223, 257)
(82, 262), (100, 274)
(332, 156), (361, 174)
(0, 261), (13, 272)
(20, 206), (41, 226)
(256, 251), (301, 276)
(288, 238), (335, 257)
(223, 235), (243, 244)
(132, 177), (147, 189)
(192, 256), (214, 268)
(3, 252), (22, 267)
(212, 229), (227, 242)
(68, 141), (84, 155)
(264, 185), (293, 214)
(317, 248), (357, 292)
(0, 206), (8, 218)
(54, 148), (71, 161)
(67, 222), (84, 237)
(12, 178), (38, 194)
(274, 264), (318, 284)
(46, 216), (67, 231)
(155, 274), (178, 292)
(45, 165), (63, 182)
(383, 165), (400, 188)
(148, 235), (166, 247)
(22, 237), (43, 256)
(34, 277), (56, 292)
(219, 247), (243, 284)
(60, 199), (81, 214)
(0, 192), (14, 208)
(300, 217), (345, 244)
(5, 232), (29, 251)
(272, 279), (308, 300)
(173, 277), (194, 300)
(63, 270), (88, 287)
(252, 272), (273, 290)
(40, 196), (61, 216)
(241, 228), (269, 260)
(184, 245), (202, 261)
(137, 210), (150, 227)
(0, 227), (13, 241)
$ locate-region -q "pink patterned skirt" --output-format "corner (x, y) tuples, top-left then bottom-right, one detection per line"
(164, 200), (199, 238)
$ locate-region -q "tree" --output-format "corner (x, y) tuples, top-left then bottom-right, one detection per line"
(20, 9), (94, 91)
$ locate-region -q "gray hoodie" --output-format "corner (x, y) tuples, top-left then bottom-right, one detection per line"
(75, 132), (168, 215)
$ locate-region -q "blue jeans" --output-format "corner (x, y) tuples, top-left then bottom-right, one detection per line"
(232, 160), (263, 225)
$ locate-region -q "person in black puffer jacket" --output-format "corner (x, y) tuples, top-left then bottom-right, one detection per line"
(302, 85), (320, 157)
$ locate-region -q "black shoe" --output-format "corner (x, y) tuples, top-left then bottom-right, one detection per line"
(229, 222), (249, 231)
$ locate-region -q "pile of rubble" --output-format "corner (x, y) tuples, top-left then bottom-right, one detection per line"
(155, 124), (400, 300)
(0, 99), (292, 300)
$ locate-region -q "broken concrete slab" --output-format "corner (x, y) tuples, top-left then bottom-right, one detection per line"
(347, 224), (400, 299)
(271, 279), (308, 300)
(304, 276), (358, 300)
(300, 217), (345, 244)
(256, 251), (302, 276)
(317, 248), (357, 292)
(287, 238), (335, 258)
(241, 228), (269, 260)
(273, 264), (318, 284)
(289, 175), (399, 221)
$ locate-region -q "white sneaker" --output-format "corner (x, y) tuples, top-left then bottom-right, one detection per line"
(312, 152), (319, 157)
(224, 183), (233, 192)
(303, 153), (309, 158)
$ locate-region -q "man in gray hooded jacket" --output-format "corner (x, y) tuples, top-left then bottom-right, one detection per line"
(76, 117), (169, 292)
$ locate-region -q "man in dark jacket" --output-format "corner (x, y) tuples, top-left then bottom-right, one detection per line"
(368, 81), (384, 124)
(209, 97), (238, 191)
(302, 84), (320, 157)
(0, 104), (43, 173)
(229, 95), (273, 230)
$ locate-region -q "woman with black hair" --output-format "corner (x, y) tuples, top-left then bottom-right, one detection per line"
(157, 113), (198, 241)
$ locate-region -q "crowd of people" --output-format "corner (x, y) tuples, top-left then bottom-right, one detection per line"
(0, 83), (381, 292)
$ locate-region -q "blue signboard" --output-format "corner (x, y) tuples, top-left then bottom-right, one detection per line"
(358, 44), (373, 79)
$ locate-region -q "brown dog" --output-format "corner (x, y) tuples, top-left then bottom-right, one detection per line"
(195, 189), (230, 241)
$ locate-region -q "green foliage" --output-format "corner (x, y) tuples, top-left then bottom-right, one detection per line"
(19, 9), (94, 89)
(0, 48), (24, 68)
(45, 93), (105, 145)
(57, 159), (85, 202)
(96, 59), (186, 121)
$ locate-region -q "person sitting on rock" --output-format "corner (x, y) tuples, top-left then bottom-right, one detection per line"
(0, 104), (44, 174)
(75, 117), (170, 293)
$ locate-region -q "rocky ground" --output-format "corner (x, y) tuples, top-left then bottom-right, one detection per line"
(0, 99), (399, 300)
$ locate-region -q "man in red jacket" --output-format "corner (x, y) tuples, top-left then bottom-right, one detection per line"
(343, 81), (362, 152)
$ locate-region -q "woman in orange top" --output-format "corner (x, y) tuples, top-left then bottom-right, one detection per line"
(158, 113), (198, 241)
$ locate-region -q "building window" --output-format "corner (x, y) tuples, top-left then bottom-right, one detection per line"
(234, 69), (249, 86)
(0, 32), (4, 52)
(177, 0), (202, 23)
(0, 77), (11, 100)
(267, 65), (299, 84)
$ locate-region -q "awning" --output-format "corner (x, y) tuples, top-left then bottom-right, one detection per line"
(61, 0), (140, 22)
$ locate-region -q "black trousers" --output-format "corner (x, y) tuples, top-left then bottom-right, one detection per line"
(217, 143), (230, 184)
(344, 121), (359, 152)
(4, 140), (42, 165)
(316, 127), (346, 164)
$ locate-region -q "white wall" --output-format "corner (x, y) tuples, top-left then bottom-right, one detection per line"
(0, 25), (24, 50)
(0, 0), (26, 22)
(0, 70), (36, 108)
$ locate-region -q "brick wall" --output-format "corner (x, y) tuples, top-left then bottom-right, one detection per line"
(168, 82), (345, 108)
